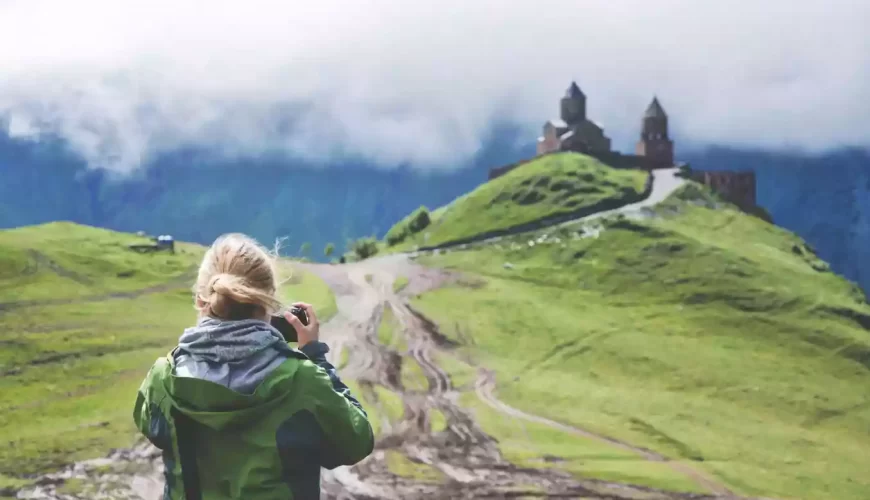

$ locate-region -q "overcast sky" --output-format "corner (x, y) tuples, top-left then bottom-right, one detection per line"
(0, 0), (867, 173)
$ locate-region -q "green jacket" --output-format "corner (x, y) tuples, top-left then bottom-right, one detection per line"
(133, 341), (374, 500)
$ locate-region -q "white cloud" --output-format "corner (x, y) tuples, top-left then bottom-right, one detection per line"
(0, 0), (867, 173)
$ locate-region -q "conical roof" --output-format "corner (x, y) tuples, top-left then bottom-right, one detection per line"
(565, 81), (585, 99)
(645, 97), (667, 118)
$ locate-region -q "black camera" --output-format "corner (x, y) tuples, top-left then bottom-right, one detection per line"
(270, 306), (309, 342)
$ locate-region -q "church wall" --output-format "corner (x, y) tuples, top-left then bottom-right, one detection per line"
(690, 171), (757, 211)
(574, 121), (611, 153)
(635, 138), (674, 167)
(537, 126), (561, 155)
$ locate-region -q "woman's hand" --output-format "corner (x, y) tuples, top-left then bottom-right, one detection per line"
(285, 302), (320, 348)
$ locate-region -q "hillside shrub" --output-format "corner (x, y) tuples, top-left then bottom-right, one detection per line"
(676, 162), (693, 179)
(385, 206), (431, 246)
(350, 237), (379, 260)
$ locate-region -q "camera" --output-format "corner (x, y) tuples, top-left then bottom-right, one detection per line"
(270, 305), (309, 342)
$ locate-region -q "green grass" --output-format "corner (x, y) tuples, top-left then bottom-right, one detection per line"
(385, 450), (444, 482)
(401, 357), (428, 392)
(56, 478), (88, 496)
(393, 276), (409, 293)
(0, 222), (337, 480)
(345, 381), (381, 434)
(347, 380), (405, 437)
(0, 473), (30, 495)
(277, 260), (338, 322)
(378, 303), (407, 352)
(434, 351), (477, 390)
(0, 222), (201, 303)
(385, 153), (648, 250)
(459, 392), (705, 493)
(373, 385), (405, 424)
(429, 408), (448, 433)
(412, 188), (870, 500)
(338, 348), (350, 370)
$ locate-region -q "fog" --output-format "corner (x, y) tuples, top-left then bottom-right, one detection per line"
(0, 0), (867, 172)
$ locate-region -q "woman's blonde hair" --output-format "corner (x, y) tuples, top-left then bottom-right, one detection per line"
(193, 233), (284, 320)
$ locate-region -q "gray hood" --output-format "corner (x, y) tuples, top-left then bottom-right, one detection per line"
(173, 317), (298, 394)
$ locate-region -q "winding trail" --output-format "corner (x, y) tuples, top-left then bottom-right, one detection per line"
(402, 167), (686, 256)
(474, 370), (733, 497)
(302, 256), (741, 500)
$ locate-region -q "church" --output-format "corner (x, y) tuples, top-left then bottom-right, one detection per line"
(536, 81), (674, 169)
(489, 81), (758, 213)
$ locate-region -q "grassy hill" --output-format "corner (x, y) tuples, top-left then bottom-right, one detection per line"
(384, 153), (649, 250)
(0, 222), (335, 490)
(408, 184), (870, 500)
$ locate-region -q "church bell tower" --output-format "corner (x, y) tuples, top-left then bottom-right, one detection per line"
(635, 96), (674, 168)
(560, 81), (586, 125)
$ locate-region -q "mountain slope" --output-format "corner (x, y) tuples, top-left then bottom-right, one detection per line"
(384, 152), (649, 250)
(406, 184), (870, 500)
(0, 222), (336, 486)
(682, 147), (870, 295)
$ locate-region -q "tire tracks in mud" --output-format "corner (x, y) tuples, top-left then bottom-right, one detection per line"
(305, 258), (740, 500)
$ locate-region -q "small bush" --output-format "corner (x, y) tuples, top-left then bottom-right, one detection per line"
(350, 237), (379, 260)
(407, 207), (431, 233)
(385, 206), (431, 246)
(676, 162), (693, 179)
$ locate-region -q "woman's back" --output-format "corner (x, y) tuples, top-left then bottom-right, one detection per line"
(133, 233), (373, 500)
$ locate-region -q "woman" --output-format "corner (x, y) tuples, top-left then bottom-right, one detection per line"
(133, 233), (373, 500)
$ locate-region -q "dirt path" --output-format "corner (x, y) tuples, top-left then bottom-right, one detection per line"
(302, 257), (740, 500)
(474, 369), (733, 497)
(404, 167), (686, 256)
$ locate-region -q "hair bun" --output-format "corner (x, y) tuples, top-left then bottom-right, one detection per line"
(208, 273), (236, 295)
(193, 233), (285, 320)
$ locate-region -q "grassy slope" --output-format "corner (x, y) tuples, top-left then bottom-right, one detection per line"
(412, 187), (870, 500)
(386, 153), (648, 251)
(0, 222), (336, 482)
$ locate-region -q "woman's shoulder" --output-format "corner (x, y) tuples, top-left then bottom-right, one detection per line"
(140, 348), (186, 387)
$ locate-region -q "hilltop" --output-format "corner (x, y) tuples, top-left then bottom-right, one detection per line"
(0, 222), (336, 494)
(397, 178), (870, 499)
(383, 152), (650, 251)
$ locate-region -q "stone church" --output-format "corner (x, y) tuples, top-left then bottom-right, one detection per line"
(536, 81), (674, 169)
(491, 81), (757, 214)
(536, 82), (612, 156)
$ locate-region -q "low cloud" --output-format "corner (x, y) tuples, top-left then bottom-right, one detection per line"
(0, 0), (867, 173)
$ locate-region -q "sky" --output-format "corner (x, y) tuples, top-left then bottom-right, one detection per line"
(0, 0), (867, 173)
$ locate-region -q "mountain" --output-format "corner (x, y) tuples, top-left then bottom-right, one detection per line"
(0, 130), (867, 292)
(383, 152), (650, 250)
(4, 180), (870, 499)
(398, 170), (870, 499)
